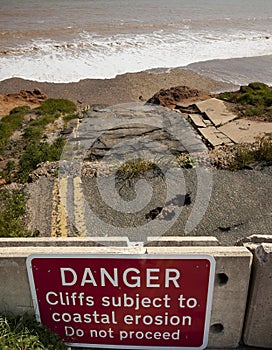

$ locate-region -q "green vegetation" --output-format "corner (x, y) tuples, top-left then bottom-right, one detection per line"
(0, 314), (66, 350)
(18, 138), (65, 182)
(37, 98), (76, 115)
(0, 189), (29, 237)
(218, 82), (272, 120)
(117, 157), (159, 180)
(24, 114), (58, 142)
(62, 113), (79, 123)
(177, 155), (196, 169)
(0, 98), (79, 236)
(0, 160), (16, 183)
(0, 98), (78, 183)
(24, 99), (77, 143)
(0, 106), (29, 153)
(231, 134), (272, 169)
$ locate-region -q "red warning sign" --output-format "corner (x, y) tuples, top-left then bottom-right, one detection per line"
(27, 254), (215, 349)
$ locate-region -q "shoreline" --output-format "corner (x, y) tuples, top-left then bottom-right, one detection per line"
(186, 55), (272, 87)
(0, 68), (232, 107)
(1, 54), (272, 106)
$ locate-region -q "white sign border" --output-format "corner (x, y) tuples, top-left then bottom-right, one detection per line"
(26, 253), (215, 350)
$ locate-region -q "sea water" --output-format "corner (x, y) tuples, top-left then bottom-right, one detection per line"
(0, 0), (272, 83)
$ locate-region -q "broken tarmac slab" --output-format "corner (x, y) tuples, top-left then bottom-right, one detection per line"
(178, 97), (272, 148)
(198, 126), (223, 147)
(197, 126), (234, 148)
(189, 113), (208, 128)
(84, 103), (206, 159)
(175, 98), (236, 148)
(218, 118), (272, 143)
(194, 98), (238, 127)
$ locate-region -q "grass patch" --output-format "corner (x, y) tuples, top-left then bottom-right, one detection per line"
(24, 99), (76, 142)
(0, 98), (78, 182)
(177, 155), (196, 169)
(37, 98), (76, 115)
(115, 157), (164, 195)
(0, 189), (29, 237)
(117, 157), (159, 179)
(23, 114), (59, 143)
(0, 160), (17, 183)
(0, 106), (29, 153)
(62, 113), (79, 123)
(231, 134), (272, 169)
(0, 314), (66, 350)
(18, 138), (65, 182)
(17, 99), (77, 180)
(218, 82), (272, 121)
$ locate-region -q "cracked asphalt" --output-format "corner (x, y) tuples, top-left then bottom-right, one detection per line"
(80, 165), (272, 246)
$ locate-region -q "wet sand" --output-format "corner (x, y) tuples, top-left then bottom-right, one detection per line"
(187, 55), (272, 87)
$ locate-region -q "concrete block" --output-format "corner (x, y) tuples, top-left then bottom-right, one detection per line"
(218, 119), (272, 144)
(146, 236), (219, 246)
(0, 257), (33, 315)
(0, 237), (130, 247)
(147, 246), (252, 348)
(243, 243), (272, 348)
(189, 114), (207, 128)
(0, 236), (219, 248)
(194, 98), (237, 127)
(236, 234), (272, 246)
(198, 126), (224, 147)
(0, 236), (219, 247)
(0, 246), (146, 315)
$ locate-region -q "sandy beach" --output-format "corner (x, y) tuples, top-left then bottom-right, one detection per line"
(2, 53), (272, 109)
(0, 68), (233, 108)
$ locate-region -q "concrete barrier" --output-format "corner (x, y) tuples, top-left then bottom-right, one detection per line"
(147, 247), (252, 349)
(0, 242), (252, 349)
(146, 236), (219, 246)
(243, 241), (272, 348)
(0, 236), (219, 247)
(0, 246), (146, 316)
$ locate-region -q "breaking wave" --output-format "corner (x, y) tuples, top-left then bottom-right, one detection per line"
(0, 29), (271, 82)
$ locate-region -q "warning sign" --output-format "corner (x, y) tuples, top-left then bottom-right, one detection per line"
(26, 254), (215, 349)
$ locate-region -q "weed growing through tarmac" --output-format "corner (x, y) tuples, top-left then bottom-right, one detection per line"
(176, 154), (196, 169)
(0, 98), (80, 237)
(117, 157), (160, 179)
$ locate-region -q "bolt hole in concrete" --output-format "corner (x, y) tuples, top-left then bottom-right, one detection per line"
(215, 273), (229, 286)
(210, 323), (224, 334)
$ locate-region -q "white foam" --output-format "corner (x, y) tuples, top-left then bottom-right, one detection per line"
(0, 29), (271, 83)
